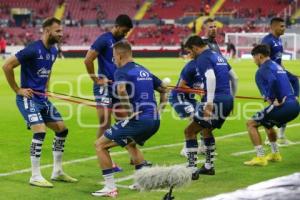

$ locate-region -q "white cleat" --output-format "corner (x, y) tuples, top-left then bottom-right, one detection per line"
(29, 177), (53, 188)
(91, 187), (118, 197)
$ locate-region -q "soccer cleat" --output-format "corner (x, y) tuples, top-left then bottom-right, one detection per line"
(196, 165), (215, 175)
(112, 163), (123, 173)
(189, 167), (200, 180)
(277, 138), (290, 146)
(29, 178), (53, 188)
(91, 187), (118, 197)
(266, 152), (282, 162)
(51, 173), (78, 183)
(244, 156), (268, 166)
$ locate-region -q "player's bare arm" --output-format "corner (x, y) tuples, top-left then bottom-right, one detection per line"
(2, 55), (33, 98)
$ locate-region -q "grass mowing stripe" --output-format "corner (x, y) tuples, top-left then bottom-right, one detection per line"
(1, 123), (299, 178)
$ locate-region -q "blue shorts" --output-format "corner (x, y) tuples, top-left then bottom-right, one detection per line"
(253, 99), (299, 129)
(93, 84), (119, 109)
(169, 94), (197, 118)
(193, 95), (233, 129)
(16, 95), (63, 128)
(104, 119), (160, 147)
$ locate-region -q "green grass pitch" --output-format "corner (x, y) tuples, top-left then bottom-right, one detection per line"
(0, 58), (299, 200)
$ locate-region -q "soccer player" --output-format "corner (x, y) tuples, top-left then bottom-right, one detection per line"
(169, 56), (205, 157)
(84, 14), (133, 171)
(261, 17), (299, 145)
(91, 41), (167, 197)
(202, 18), (221, 54)
(183, 36), (238, 179)
(244, 44), (299, 166)
(2, 17), (77, 187)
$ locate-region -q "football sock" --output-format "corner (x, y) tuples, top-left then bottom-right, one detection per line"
(186, 139), (198, 168)
(30, 132), (46, 179)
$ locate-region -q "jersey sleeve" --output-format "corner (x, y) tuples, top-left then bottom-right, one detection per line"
(196, 56), (213, 75)
(286, 70), (299, 97)
(261, 36), (271, 46)
(180, 62), (195, 83)
(255, 70), (267, 98)
(90, 36), (106, 53)
(260, 67), (277, 100)
(15, 44), (35, 64)
(151, 73), (162, 90)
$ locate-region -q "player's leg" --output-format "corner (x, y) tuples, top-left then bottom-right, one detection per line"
(184, 121), (202, 179)
(244, 119), (268, 166)
(41, 100), (77, 182)
(92, 135), (119, 197)
(265, 127), (282, 162)
(96, 107), (112, 138)
(29, 123), (54, 187)
(16, 96), (53, 187)
(45, 121), (78, 182)
(277, 123), (290, 145)
(196, 128), (216, 175)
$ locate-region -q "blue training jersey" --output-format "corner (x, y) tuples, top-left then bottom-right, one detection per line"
(170, 60), (203, 100)
(261, 33), (283, 65)
(195, 49), (232, 100)
(261, 33), (299, 97)
(255, 59), (295, 102)
(15, 40), (57, 102)
(114, 62), (162, 120)
(91, 32), (122, 81)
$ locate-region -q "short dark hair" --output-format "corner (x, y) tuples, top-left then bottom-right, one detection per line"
(113, 40), (132, 52)
(270, 17), (284, 25)
(184, 35), (206, 49)
(42, 17), (61, 28)
(251, 44), (270, 57)
(115, 14), (133, 29)
(204, 18), (215, 25)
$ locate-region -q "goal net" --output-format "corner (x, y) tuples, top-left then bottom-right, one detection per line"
(224, 32), (300, 60)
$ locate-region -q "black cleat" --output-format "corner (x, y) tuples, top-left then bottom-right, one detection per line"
(197, 165), (215, 175)
(191, 170), (200, 180)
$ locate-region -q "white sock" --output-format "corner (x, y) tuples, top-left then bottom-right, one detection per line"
(30, 138), (44, 180)
(270, 142), (279, 153)
(255, 145), (265, 157)
(31, 157), (42, 180)
(278, 125), (286, 139)
(103, 173), (116, 189)
(52, 136), (65, 176)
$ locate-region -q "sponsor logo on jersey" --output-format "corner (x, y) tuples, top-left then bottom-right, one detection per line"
(137, 70), (152, 81)
(37, 67), (51, 78)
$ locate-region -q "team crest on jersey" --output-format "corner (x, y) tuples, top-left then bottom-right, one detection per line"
(137, 70), (152, 81)
(37, 67), (51, 78)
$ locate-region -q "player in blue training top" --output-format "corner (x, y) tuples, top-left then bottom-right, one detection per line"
(244, 44), (299, 166)
(91, 41), (167, 197)
(84, 14), (133, 172)
(182, 36), (238, 179)
(2, 18), (77, 187)
(261, 17), (299, 145)
(169, 58), (206, 157)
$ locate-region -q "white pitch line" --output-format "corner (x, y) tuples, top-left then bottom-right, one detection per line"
(1, 123), (299, 177)
(231, 141), (300, 156)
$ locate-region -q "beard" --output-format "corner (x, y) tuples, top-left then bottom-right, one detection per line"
(48, 35), (60, 45)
